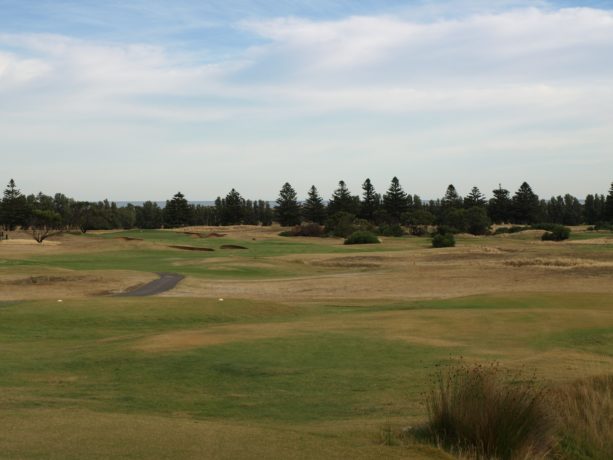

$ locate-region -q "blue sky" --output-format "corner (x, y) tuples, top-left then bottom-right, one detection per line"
(1, 1), (612, 200)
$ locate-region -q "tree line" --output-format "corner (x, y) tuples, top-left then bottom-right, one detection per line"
(1, 177), (612, 240)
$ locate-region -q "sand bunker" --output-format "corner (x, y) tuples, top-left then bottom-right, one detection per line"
(181, 232), (205, 238)
(220, 245), (248, 250)
(168, 245), (214, 252)
(116, 237), (143, 241)
(0, 239), (60, 246)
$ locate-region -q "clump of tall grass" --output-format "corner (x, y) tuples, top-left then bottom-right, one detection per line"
(416, 362), (556, 460)
(553, 374), (612, 460)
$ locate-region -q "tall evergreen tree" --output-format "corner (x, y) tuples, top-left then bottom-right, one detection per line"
(605, 182), (613, 222)
(164, 192), (191, 227)
(512, 182), (540, 224)
(328, 180), (360, 216)
(488, 185), (512, 224)
(275, 182), (301, 226)
(1, 179), (29, 230)
(359, 178), (379, 221)
(382, 176), (409, 223)
(302, 185), (326, 224)
(223, 188), (245, 225)
(441, 184), (462, 208)
(562, 194), (583, 226)
(136, 201), (163, 229)
(464, 186), (487, 208)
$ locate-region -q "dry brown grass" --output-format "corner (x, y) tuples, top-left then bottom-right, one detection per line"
(0, 408), (448, 460)
(553, 375), (613, 459)
(0, 268), (156, 300)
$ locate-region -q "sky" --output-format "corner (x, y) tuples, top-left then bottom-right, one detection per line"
(1, 1), (612, 201)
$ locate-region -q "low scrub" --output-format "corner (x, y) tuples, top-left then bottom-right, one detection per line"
(432, 233), (455, 248)
(541, 225), (571, 241)
(410, 363), (613, 460)
(279, 223), (326, 237)
(344, 230), (380, 245)
(494, 226), (530, 235)
(378, 223), (405, 237)
(415, 362), (555, 460)
(591, 222), (613, 231)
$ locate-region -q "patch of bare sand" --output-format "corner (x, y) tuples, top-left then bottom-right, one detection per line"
(0, 239), (60, 246)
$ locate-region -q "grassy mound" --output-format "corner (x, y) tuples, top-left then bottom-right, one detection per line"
(344, 231), (380, 245)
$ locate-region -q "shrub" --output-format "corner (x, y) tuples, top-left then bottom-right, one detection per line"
(378, 223), (404, 237)
(325, 212), (357, 238)
(594, 222), (613, 231)
(532, 222), (559, 232)
(494, 227), (511, 234)
(344, 230), (380, 245)
(409, 226), (428, 237)
(417, 362), (555, 460)
(541, 225), (570, 241)
(432, 233), (455, 248)
(279, 223), (326, 237)
(465, 206), (491, 235)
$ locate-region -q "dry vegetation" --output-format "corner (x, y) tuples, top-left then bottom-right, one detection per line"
(0, 225), (611, 459)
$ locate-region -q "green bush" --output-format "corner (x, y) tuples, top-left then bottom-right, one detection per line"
(378, 223), (404, 237)
(532, 222), (559, 232)
(495, 225), (530, 235)
(416, 362), (555, 460)
(494, 227), (511, 234)
(594, 222), (613, 231)
(541, 225), (570, 241)
(465, 206), (491, 235)
(344, 231), (380, 245)
(325, 212), (357, 238)
(432, 233), (455, 248)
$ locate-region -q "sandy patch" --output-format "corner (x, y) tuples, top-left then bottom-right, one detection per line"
(0, 239), (60, 246)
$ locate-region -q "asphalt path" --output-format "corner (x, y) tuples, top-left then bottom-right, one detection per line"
(116, 273), (185, 297)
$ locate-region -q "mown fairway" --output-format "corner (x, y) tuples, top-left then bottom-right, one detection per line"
(1, 227), (612, 458)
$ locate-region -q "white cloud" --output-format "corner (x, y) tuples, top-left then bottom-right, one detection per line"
(1, 7), (612, 198)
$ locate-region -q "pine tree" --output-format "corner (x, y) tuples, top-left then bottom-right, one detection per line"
(382, 176), (408, 223)
(328, 180), (359, 216)
(1, 179), (29, 231)
(488, 185), (512, 224)
(302, 185), (326, 224)
(442, 184), (462, 208)
(359, 178), (379, 222)
(512, 182), (540, 224)
(275, 182), (301, 226)
(223, 189), (245, 225)
(164, 192), (192, 227)
(464, 186), (487, 208)
(605, 182), (613, 222)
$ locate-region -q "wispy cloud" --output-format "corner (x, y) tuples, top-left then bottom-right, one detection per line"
(0, 4), (612, 199)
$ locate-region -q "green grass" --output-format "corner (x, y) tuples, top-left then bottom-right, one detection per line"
(535, 327), (613, 356)
(1, 230), (426, 279)
(0, 298), (449, 423)
(569, 231), (613, 241)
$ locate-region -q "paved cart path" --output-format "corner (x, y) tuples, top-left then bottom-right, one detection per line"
(117, 273), (185, 297)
